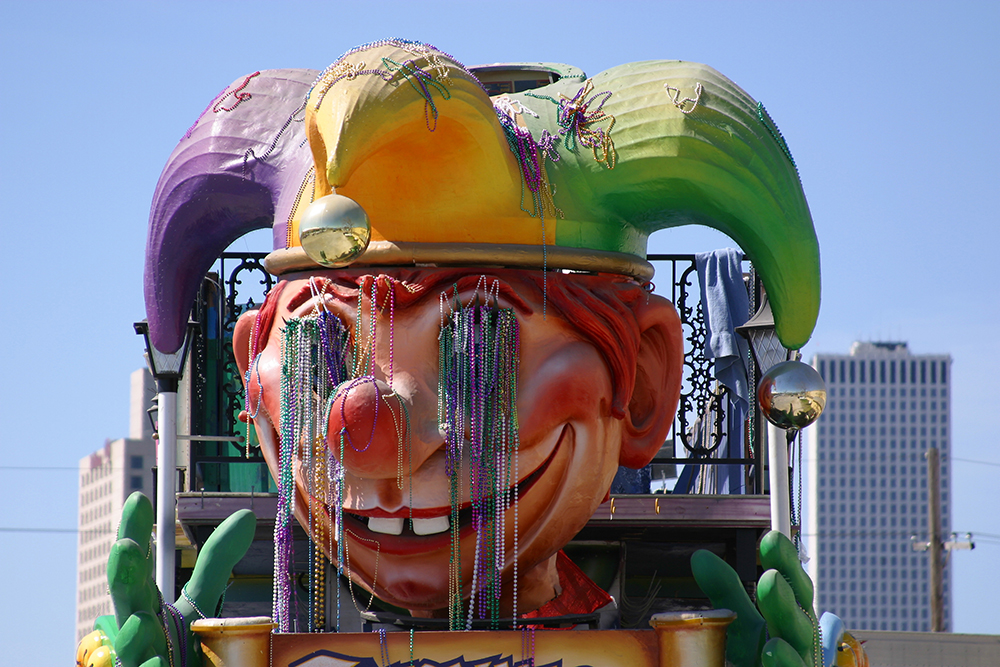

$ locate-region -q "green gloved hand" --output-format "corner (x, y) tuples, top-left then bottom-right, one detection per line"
(692, 530), (820, 667)
(82, 492), (256, 667)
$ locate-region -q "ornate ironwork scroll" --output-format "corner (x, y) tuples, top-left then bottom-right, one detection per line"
(187, 252), (274, 492)
(646, 254), (762, 493)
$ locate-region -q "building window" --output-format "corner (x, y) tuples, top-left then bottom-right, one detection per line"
(130, 455), (143, 470)
(130, 476), (143, 491)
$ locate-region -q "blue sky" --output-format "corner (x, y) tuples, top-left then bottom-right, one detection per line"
(2, 2), (998, 664)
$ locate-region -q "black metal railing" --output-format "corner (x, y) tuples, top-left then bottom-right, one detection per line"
(646, 255), (763, 494)
(187, 253), (274, 493)
(186, 252), (763, 495)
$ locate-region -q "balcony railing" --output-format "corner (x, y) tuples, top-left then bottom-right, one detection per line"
(187, 253), (274, 494)
(185, 252), (764, 494)
(646, 255), (764, 494)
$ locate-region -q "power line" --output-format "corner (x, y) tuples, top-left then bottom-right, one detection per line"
(801, 529), (942, 539)
(0, 465), (141, 472)
(970, 531), (1000, 540)
(950, 457), (1000, 468)
(0, 527), (114, 534)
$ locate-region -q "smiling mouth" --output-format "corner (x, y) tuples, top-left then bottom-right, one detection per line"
(338, 426), (566, 555)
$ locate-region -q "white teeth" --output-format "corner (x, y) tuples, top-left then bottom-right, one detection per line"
(411, 516), (450, 536)
(365, 515), (450, 536)
(367, 518), (404, 535)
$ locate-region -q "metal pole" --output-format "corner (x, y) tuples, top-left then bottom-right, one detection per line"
(927, 446), (944, 632)
(156, 382), (178, 600)
(768, 422), (792, 538)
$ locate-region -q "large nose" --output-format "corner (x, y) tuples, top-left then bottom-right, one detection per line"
(326, 376), (410, 478)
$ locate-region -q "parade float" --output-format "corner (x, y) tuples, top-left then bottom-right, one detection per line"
(78, 40), (867, 667)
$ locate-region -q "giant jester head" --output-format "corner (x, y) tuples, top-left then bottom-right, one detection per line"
(144, 40), (819, 624)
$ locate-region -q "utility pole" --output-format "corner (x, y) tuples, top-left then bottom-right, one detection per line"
(911, 447), (974, 632)
(927, 447), (944, 632)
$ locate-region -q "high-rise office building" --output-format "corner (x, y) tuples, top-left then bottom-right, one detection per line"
(806, 342), (952, 632)
(76, 370), (156, 642)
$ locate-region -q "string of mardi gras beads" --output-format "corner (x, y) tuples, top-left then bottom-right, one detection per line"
(440, 286), (465, 628)
(329, 276), (412, 626)
(303, 283), (341, 629)
(276, 308), (352, 632)
(244, 303), (266, 458)
(303, 317), (323, 631)
(337, 277), (383, 629)
(276, 275), (421, 633)
(310, 38), (465, 112)
(315, 290), (351, 630)
(494, 98), (563, 318)
(295, 318), (313, 631)
(312, 433), (328, 631)
(439, 289), (460, 628)
(306, 316), (320, 631)
(466, 303), (483, 626)
(438, 281), (520, 630)
(494, 98), (560, 221)
(275, 318), (299, 631)
(525, 79), (618, 169)
(382, 57), (451, 132)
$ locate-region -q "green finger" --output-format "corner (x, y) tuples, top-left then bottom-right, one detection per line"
(761, 637), (808, 667)
(176, 509), (257, 618)
(759, 531), (814, 618)
(108, 539), (159, 630)
(116, 492), (156, 595)
(94, 614), (119, 643)
(116, 611), (166, 667)
(691, 549), (765, 667)
(758, 570), (816, 665)
(118, 493), (155, 547)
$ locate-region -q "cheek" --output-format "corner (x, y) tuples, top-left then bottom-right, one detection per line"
(514, 419), (623, 572)
(516, 341), (614, 438)
(248, 349), (284, 428)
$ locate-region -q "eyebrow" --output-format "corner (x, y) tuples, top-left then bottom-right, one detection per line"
(285, 277), (358, 312)
(285, 270), (534, 317)
(399, 271), (534, 316)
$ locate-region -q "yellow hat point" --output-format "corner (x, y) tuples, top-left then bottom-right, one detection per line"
(301, 40), (528, 248)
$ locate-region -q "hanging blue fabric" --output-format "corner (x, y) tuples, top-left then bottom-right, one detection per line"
(697, 248), (751, 410)
(694, 248), (751, 493)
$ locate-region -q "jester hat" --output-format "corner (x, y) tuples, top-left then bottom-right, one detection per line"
(145, 39), (819, 354)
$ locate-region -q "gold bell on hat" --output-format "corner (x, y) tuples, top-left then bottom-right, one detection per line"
(298, 194), (371, 268)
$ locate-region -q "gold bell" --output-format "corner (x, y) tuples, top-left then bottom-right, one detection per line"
(298, 194), (371, 268)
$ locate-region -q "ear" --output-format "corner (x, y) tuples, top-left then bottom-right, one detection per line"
(619, 293), (684, 469)
(233, 279), (286, 380)
(233, 308), (258, 380)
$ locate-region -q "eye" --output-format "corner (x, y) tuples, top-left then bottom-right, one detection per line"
(315, 311), (352, 387)
(286, 310), (353, 401)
